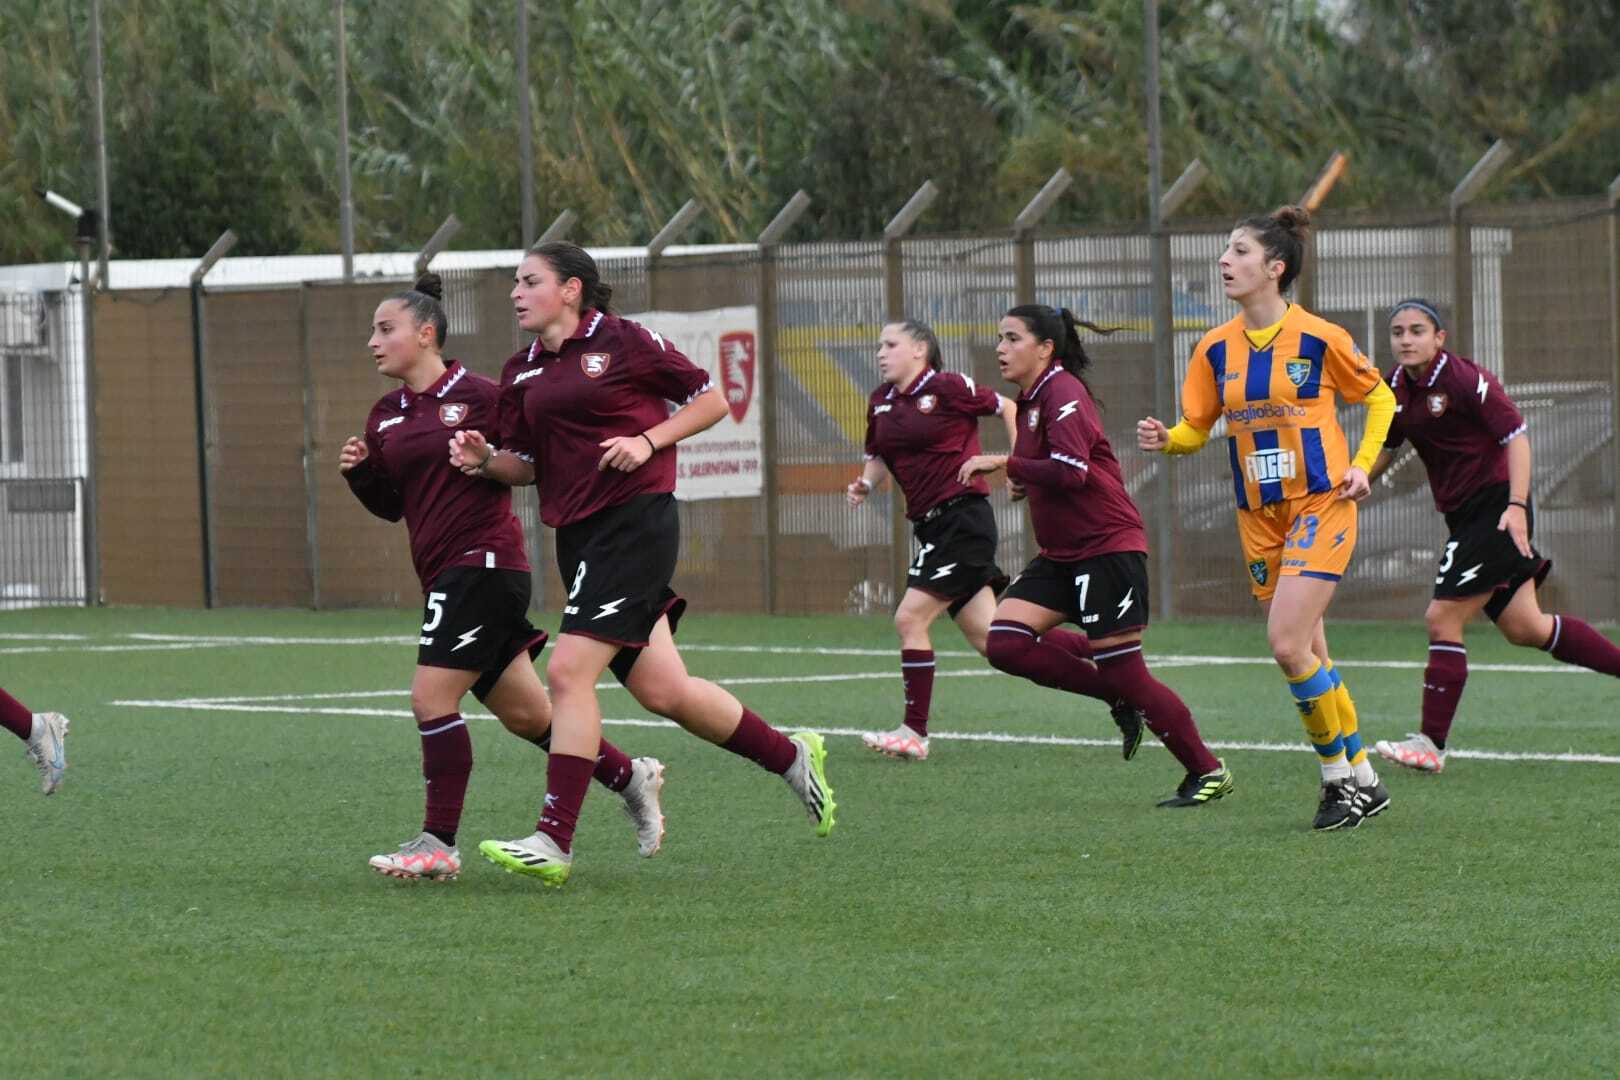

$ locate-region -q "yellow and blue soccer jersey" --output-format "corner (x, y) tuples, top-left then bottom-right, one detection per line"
(1181, 305), (1381, 509)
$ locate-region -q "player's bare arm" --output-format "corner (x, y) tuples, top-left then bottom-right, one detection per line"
(1497, 432), (1534, 558)
(450, 429), (535, 486)
(338, 435), (369, 473)
(847, 458), (889, 507)
(1136, 416), (1169, 451)
(957, 454), (1009, 484)
(598, 386), (728, 473)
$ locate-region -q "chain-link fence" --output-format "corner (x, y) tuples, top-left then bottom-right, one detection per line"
(7, 197), (1616, 620)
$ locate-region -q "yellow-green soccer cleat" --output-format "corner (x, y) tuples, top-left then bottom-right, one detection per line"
(478, 831), (573, 887)
(1155, 758), (1234, 808)
(784, 731), (837, 837)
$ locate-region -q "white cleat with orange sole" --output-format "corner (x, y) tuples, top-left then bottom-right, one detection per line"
(25, 712), (69, 795)
(861, 725), (929, 761)
(368, 832), (462, 881)
(1374, 732), (1446, 773)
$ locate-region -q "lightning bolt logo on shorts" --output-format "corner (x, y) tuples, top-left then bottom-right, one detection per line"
(1055, 400), (1079, 423)
(593, 597), (627, 620)
(1456, 563), (1484, 586)
(1116, 588), (1134, 620)
(452, 625), (483, 652)
(930, 563), (957, 581)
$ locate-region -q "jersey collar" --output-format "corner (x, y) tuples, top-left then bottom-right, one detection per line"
(1399, 351), (1449, 389)
(1020, 363), (1063, 401)
(901, 368), (936, 396)
(399, 360), (466, 408)
(526, 309), (606, 363)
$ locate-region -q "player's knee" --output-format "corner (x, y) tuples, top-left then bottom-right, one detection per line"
(545, 653), (596, 698)
(985, 624), (1030, 675)
(1499, 613), (1548, 648)
(631, 678), (687, 719)
(1265, 626), (1313, 672)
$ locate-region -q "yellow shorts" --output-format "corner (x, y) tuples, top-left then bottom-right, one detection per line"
(1234, 491), (1358, 601)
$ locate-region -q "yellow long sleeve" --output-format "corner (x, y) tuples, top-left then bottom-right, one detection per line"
(1164, 421), (1210, 455)
(1350, 379), (1396, 472)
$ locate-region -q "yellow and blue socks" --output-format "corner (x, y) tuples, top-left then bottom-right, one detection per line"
(1323, 659), (1378, 787)
(1287, 660), (1352, 782)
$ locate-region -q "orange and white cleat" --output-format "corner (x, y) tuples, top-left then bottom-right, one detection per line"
(1374, 732), (1446, 773)
(860, 724), (929, 762)
(368, 832), (462, 881)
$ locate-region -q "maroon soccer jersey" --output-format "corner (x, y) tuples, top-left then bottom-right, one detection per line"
(1006, 364), (1147, 561)
(344, 361), (529, 590)
(863, 368), (1002, 519)
(1385, 351), (1527, 512)
(498, 310), (714, 528)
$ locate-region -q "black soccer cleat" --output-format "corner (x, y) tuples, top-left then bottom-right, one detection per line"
(1351, 774), (1391, 821)
(1312, 777), (1360, 831)
(1110, 700), (1145, 761)
(1156, 759), (1234, 808)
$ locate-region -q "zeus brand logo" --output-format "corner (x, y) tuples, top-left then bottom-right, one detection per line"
(1476, 373), (1489, 402)
(1244, 448), (1297, 483)
(1456, 563), (1484, 586)
(1055, 400), (1079, 423)
(930, 563), (957, 581)
(593, 597), (627, 620)
(513, 366), (545, 384)
(451, 625), (483, 652)
(378, 416), (405, 430)
(873, 404), (893, 414)
(1115, 588), (1134, 620)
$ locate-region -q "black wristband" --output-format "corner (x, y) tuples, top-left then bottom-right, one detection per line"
(1508, 498), (1528, 510)
(642, 433), (658, 454)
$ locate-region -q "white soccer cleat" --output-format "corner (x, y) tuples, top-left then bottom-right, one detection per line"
(478, 831), (573, 887)
(620, 756), (666, 857)
(368, 832), (462, 881)
(25, 712), (69, 795)
(860, 724), (929, 761)
(1375, 732), (1446, 773)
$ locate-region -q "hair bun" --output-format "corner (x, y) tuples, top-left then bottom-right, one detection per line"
(413, 272), (444, 301)
(1272, 204), (1312, 232)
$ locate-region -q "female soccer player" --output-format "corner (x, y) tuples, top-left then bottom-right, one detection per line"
(960, 304), (1233, 807)
(341, 273), (665, 881)
(1368, 299), (1620, 772)
(449, 241), (835, 887)
(1137, 205), (1395, 831)
(847, 319), (1017, 761)
(2, 686), (67, 795)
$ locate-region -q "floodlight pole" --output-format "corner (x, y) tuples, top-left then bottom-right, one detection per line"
(1449, 140), (1513, 363)
(414, 214), (462, 277)
(88, 0), (111, 286)
(517, 0), (535, 247)
(1012, 169), (1073, 305)
(1144, 0), (1177, 618)
(336, 0), (355, 283)
(189, 230), (238, 608)
(75, 231), (99, 605)
(645, 198), (703, 308)
(756, 191), (811, 614)
(882, 180), (939, 597)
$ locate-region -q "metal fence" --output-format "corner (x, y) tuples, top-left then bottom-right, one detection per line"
(5, 197), (1616, 621)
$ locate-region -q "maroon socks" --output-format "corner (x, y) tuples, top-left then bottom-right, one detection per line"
(536, 752), (597, 853)
(1544, 616), (1620, 677)
(419, 713), (473, 845)
(900, 649), (935, 736)
(1420, 641), (1468, 749)
(1093, 642), (1221, 776)
(986, 621), (1110, 698)
(0, 687), (33, 742)
(719, 707), (798, 775)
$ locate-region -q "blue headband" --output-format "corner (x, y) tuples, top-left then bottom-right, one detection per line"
(1390, 300), (1444, 330)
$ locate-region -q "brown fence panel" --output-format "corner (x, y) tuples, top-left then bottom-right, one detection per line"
(92, 288), (204, 605)
(202, 289), (312, 606)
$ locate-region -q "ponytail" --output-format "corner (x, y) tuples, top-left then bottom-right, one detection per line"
(897, 318), (943, 370)
(1004, 303), (1116, 400)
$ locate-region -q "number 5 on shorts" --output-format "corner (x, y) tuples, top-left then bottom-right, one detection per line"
(423, 591), (447, 632)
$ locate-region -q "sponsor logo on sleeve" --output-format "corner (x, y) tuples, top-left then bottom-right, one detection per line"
(378, 416), (405, 431)
(581, 352), (612, 378)
(438, 403), (468, 426)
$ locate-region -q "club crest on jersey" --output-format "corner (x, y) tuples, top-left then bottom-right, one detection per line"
(1248, 559), (1269, 586)
(1026, 407), (1040, 431)
(917, 394), (937, 414)
(581, 352), (612, 378)
(719, 331), (756, 422)
(438, 403), (468, 426)
(1427, 392), (1449, 417)
(1285, 360), (1312, 387)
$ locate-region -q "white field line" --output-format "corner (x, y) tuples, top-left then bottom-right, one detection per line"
(2, 631), (1596, 676)
(108, 691), (1620, 766)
